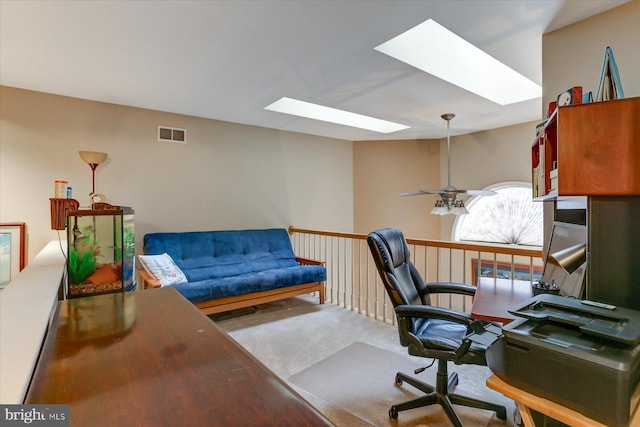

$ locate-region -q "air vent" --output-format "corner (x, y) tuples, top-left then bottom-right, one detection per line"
(157, 126), (187, 144)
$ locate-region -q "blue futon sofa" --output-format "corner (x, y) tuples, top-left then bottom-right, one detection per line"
(139, 228), (326, 314)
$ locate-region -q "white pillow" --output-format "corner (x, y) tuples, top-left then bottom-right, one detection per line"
(138, 253), (187, 287)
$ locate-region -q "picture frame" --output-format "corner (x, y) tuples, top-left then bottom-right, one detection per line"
(471, 259), (542, 286)
(1, 222), (26, 288)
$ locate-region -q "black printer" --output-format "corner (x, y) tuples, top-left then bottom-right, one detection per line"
(486, 294), (640, 427)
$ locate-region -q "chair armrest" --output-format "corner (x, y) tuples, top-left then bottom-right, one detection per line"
(395, 304), (474, 326)
(425, 282), (476, 297)
(296, 256), (325, 266)
(138, 269), (161, 289)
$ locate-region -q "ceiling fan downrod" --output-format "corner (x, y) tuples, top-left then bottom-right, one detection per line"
(442, 113), (455, 191)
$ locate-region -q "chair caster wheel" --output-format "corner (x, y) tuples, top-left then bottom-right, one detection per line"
(389, 407), (399, 419)
(394, 375), (403, 386)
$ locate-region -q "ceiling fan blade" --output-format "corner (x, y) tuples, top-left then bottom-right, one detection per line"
(401, 188), (497, 197)
(400, 190), (446, 197)
(462, 189), (498, 196)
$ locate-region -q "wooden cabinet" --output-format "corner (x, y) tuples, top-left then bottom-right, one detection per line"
(532, 97), (640, 198)
(531, 113), (557, 198)
(535, 97), (640, 309)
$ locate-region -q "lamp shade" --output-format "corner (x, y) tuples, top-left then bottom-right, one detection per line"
(549, 242), (587, 274)
(431, 199), (448, 215)
(450, 206), (469, 215)
(79, 151), (108, 165)
(450, 199), (469, 215)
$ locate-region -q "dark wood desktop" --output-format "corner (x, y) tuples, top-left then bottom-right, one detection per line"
(26, 287), (333, 427)
(471, 277), (533, 324)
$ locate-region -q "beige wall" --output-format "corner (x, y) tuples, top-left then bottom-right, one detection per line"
(4, 3), (637, 262)
(353, 138), (441, 239)
(0, 87), (354, 262)
(543, 2), (639, 109)
(353, 122), (537, 240)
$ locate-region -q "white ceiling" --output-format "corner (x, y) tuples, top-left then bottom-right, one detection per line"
(0, 0), (627, 141)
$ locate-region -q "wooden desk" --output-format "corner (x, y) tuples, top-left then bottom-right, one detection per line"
(26, 287), (333, 427)
(472, 277), (533, 324)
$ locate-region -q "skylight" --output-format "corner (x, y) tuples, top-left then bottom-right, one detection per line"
(264, 97), (410, 134)
(375, 19), (541, 105)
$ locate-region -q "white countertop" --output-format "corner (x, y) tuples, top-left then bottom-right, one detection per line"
(0, 240), (66, 403)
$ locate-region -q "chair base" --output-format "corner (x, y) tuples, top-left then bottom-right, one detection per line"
(390, 361), (507, 427)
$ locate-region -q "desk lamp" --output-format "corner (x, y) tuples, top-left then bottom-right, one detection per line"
(549, 242), (587, 274)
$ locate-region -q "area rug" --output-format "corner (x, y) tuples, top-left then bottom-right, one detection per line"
(289, 342), (513, 427)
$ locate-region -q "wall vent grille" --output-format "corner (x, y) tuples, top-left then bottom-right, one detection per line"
(157, 126), (187, 144)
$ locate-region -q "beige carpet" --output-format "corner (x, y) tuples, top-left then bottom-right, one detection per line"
(289, 342), (514, 427)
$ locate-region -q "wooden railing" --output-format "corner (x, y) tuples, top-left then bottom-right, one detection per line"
(289, 226), (543, 325)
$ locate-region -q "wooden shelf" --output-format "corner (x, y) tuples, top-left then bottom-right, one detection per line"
(532, 97), (640, 198)
(531, 108), (558, 198)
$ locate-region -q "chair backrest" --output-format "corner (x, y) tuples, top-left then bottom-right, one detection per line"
(367, 228), (432, 308)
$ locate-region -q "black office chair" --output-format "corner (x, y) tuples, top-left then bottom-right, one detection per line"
(367, 228), (506, 426)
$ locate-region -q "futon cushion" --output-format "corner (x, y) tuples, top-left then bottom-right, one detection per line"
(172, 264), (327, 303)
(142, 228), (326, 303)
(143, 229), (298, 268)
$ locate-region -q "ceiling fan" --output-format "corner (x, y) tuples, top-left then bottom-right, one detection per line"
(401, 113), (496, 215)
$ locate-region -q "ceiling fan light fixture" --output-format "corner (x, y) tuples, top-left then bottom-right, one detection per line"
(431, 198), (469, 215)
(431, 199), (449, 215)
(450, 199), (469, 215)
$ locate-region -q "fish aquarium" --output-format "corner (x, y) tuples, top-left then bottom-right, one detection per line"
(66, 207), (135, 298)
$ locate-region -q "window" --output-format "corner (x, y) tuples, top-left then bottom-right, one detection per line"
(452, 182), (543, 246)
